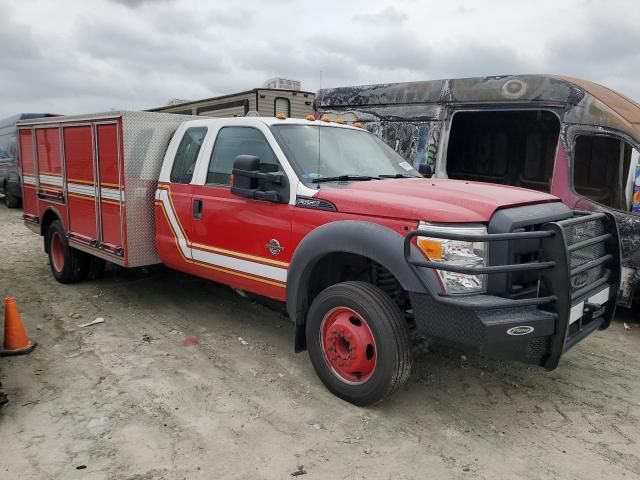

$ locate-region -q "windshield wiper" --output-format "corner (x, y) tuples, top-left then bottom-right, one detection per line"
(378, 173), (417, 179)
(311, 174), (381, 183)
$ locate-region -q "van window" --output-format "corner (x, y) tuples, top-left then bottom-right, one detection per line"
(0, 132), (16, 161)
(207, 127), (280, 185)
(170, 127), (207, 184)
(446, 110), (560, 192)
(573, 135), (639, 213)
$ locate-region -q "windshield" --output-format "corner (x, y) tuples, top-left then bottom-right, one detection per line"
(271, 125), (421, 183)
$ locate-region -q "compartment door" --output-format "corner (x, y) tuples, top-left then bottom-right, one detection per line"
(96, 123), (124, 255)
(36, 127), (64, 203)
(18, 129), (38, 220)
(64, 126), (98, 242)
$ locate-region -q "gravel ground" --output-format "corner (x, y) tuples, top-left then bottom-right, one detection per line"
(1, 205), (639, 480)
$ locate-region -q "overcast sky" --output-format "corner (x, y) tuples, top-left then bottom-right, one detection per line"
(1, 0), (639, 119)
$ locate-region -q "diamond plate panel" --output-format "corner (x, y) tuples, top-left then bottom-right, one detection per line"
(120, 111), (199, 267)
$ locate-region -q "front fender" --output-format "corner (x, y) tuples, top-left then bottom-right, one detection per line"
(286, 220), (438, 351)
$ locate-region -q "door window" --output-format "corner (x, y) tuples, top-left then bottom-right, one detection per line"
(274, 97), (290, 117)
(170, 127), (207, 184)
(207, 127), (280, 185)
(573, 135), (640, 213)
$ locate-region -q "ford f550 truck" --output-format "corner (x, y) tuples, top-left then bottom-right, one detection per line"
(18, 111), (621, 405)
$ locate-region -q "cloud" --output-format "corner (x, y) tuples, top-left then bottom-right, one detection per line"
(353, 6), (408, 25)
(0, 0), (638, 119)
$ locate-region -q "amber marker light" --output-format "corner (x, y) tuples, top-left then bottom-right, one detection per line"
(276, 112), (287, 120)
(416, 237), (443, 260)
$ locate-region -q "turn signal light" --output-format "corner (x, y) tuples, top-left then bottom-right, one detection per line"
(417, 238), (443, 260)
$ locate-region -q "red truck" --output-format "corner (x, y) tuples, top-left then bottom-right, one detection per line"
(18, 111), (621, 405)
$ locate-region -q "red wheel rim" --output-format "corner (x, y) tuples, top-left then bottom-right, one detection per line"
(320, 307), (377, 384)
(51, 232), (64, 272)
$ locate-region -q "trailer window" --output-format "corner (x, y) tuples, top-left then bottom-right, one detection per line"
(573, 135), (639, 213)
(207, 127), (280, 186)
(170, 127), (207, 184)
(446, 110), (560, 192)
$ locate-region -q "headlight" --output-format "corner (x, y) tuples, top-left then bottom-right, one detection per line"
(416, 222), (488, 295)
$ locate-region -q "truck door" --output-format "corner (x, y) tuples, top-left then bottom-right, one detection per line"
(188, 126), (291, 301)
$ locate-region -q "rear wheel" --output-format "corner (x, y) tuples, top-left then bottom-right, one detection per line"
(47, 220), (85, 283)
(80, 255), (106, 281)
(306, 281), (412, 406)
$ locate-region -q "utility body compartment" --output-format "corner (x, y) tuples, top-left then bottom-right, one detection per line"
(17, 111), (197, 267)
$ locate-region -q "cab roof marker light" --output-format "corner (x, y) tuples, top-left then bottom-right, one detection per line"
(305, 114), (315, 121)
(321, 115), (331, 122)
(275, 112), (287, 120)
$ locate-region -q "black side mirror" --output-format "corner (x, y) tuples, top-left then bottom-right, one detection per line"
(230, 154), (288, 202)
(232, 154), (260, 191)
(418, 163), (433, 178)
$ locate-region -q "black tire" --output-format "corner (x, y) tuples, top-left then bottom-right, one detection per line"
(80, 255), (106, 281)
(46, 220), (85, 283)
(306, 281), (412, 406)
(4, 185), (20, 208)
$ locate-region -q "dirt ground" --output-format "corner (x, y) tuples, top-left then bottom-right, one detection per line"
(1, 206), (639, 480)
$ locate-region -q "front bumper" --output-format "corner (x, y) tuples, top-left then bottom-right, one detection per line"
(404, 211), (621, 369)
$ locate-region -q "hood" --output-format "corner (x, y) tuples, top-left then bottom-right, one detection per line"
(316, 178), (559, 223)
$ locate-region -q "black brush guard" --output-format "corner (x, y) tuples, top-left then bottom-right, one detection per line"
(404, 211), (621, 369)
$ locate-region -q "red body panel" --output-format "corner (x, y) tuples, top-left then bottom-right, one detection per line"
(317, 178), (558, 223)
(64, 126), (97, 241)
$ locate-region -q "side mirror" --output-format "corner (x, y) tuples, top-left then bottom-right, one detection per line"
(230, 154), (287, 202)
(418, 163), (433, 178)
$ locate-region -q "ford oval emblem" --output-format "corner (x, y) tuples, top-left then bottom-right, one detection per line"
(507, 326), (535, 336)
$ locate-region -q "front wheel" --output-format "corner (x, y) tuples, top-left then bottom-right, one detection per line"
(47, 220), (85, 283)
(306, 281), (412, 406)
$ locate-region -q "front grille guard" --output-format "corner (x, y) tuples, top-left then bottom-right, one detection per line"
(404, 211), (621, 369)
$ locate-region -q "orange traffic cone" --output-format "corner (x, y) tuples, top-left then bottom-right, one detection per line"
(1, 297), (36, 356)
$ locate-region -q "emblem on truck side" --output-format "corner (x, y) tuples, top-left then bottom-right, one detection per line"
(506, 326), (535, 336)
(266, 239), (284, 256)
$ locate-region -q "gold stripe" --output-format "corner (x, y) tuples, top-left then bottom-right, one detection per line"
(67, 178), (94, 185)
(100, 181), (120, 188)
(39, 171), (62, 177)
(101, 199), (121, 206)
(68, 193), (94, 201)
(192, 260), (286, 288)
(191, 241), (289, 268)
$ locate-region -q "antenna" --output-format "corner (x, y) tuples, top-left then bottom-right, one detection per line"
(317, 70), (322, 189)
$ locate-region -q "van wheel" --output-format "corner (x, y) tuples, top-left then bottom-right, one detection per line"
(80, 255), (106, 280)
(47, 220), (85, 283)
(306, 281), (412, 406)
(4, 187), (20, 208)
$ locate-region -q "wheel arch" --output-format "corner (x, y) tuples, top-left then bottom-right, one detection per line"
(40, 207), (65, 253)
(286, 220), (436, 352)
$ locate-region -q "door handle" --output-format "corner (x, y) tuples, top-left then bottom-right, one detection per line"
(193, 199), (203, 219)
